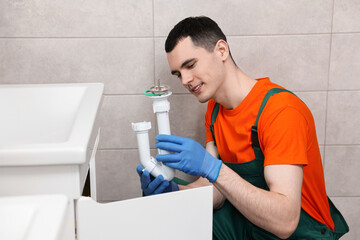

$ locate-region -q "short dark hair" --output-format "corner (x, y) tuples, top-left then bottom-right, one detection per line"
(165, 16), (228, 53)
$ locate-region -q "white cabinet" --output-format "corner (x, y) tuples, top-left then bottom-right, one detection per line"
(0, 83), (213, 239)
(0, 83), (103, 199)
(76, 186), (213, 240)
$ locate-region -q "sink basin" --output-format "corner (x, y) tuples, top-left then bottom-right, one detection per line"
(0, 194), (75, 240)
(0, 83), (104, 199)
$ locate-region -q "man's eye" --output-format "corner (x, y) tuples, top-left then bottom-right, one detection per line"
(188, 63), (195, 69)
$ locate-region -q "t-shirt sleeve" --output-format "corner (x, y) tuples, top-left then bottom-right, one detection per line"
(260, 106), (309, 166)
(205, 100), (216, 143)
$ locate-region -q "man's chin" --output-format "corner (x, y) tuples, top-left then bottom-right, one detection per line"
(196, 95), (210, 103)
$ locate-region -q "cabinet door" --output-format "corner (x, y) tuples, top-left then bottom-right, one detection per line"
(76, 186), (213, 240)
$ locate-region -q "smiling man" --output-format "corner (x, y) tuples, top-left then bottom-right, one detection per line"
(136, 16), (348, 239)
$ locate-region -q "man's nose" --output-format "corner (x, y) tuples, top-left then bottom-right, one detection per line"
(181, 72), (194, 86)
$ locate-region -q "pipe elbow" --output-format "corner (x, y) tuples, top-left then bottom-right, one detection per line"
(151, 159), (175, 181)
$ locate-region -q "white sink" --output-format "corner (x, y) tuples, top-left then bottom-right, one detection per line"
(0, 194), (75, 240)
(0, 83), (104, 199)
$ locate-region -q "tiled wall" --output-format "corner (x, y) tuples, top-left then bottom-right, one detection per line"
(0, 0), (358, 239)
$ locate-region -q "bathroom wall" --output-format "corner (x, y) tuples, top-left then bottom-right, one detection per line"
(0, 0), (359, 239)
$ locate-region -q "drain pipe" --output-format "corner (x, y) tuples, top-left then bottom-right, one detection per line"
(132, 81), (175, 181)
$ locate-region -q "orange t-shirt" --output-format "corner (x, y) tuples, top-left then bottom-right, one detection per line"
(205, 77), (334, 230)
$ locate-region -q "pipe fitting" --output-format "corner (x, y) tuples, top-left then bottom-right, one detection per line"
(132, 121), (174, 181)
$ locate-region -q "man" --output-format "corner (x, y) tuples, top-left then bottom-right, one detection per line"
(137, 16), (348, 239)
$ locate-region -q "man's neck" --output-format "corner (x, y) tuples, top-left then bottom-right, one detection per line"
(213, 67), (257, 110)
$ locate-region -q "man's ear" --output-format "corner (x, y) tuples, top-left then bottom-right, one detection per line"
(215, 40), (229, 61)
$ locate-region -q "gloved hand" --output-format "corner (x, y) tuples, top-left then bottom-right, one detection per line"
(155, 134), (222, 183)
(136, 165), (179, 196)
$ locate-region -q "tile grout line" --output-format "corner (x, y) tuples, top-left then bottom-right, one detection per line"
(97, 144), (360, 151)
(323, 0), (336, 171)
(328, 196), (360, 199)
(102, 89), (360, 97)
(0, 36), (154, 39)
(1, 32), (359, 40)
(320, 144), (360, 147)
(102, 88), (360, 97)
(152, 0), (160, 137)
(97, 148), (159, 150)
(152, 0), (156, 87)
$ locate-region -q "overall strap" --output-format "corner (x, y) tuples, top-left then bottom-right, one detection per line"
(210, 103), (220, 146)
(254, 88), (293, 127)
(210, 88), (295, 159)
(252, 88), (294, 159)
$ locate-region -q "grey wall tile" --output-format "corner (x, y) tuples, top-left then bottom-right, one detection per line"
(329, 34), (360, 90)
(154, 38), (188, 94)
(0, 0), (153, 37)
(98, 95), (156, 149)
(95, 150), (142, 201)
(154, 0), (332, 36)
(229, 35), (331, 91)
(325, 146), (360, 197)
(326, 91), (360, 144)
(230, 35), (330, 91)
(0, 38), (154, 94)
(333, 0), (360, 33)
(319, 145), (325, 164)
(331, 197), (360, 240)
(96, 149), (195, 201)
(155, 35), (331, 93)
(169, 94), (208, 145)
(295, 92), (327, 145)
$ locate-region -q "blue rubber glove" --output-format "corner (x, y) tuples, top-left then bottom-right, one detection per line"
(155, 134), (222, 183)
(136, 165), (179, 196)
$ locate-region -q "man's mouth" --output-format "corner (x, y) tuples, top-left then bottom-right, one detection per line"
(191, 83), (203, 94)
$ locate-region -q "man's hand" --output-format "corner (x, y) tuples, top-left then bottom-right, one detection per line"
(155, 134), (222, 183)
(136, 165), (178, 196)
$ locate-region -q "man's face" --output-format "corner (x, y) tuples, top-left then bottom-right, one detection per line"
(167, 37), (224, 103)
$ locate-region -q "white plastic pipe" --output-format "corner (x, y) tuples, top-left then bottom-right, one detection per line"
(131, 121), (174, 181)
(150, 92), (172, 155)
(149, 92), (175, 179)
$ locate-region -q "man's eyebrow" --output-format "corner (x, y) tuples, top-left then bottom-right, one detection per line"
(170, 58), (196, 75)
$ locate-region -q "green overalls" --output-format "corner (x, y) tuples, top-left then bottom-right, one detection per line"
(211, 88), (348, 239)
(176, 88), (349, 240)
